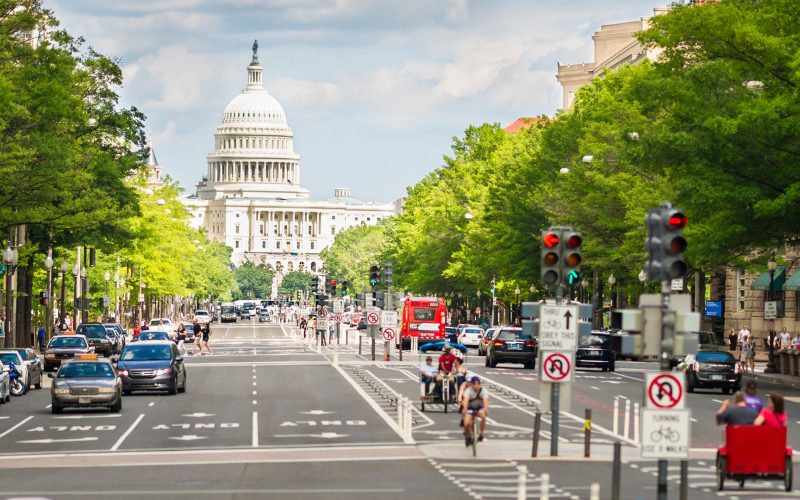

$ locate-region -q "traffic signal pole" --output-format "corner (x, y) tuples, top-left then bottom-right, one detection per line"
(551, 279), (564, 457)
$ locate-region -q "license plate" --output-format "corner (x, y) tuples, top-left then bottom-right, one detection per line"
(508, 344), (521, 350)
(710, 374), (724, 380)
(78, 397), (91, 404)
(590, 350), (600, 355)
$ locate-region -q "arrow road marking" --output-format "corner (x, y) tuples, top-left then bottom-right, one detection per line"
(18, 437), (98, 444)
(168, 435), (207, 441)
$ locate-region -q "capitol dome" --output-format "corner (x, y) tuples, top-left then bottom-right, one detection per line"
(221, 91), (288, 128)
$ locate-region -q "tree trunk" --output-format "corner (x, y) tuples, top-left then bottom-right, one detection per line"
(15, 265), (26, 346)
(24, 260), (33, 347)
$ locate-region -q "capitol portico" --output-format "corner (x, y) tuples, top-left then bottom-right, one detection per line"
(183, 42), (395, 274)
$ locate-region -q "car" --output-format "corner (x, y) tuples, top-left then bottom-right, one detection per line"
(455, 324), (472, 335)
(683, 350), (742, 394)
(76, 323), (114, 357)
(44, 334), (93, 371)
(117, 341), (187, 395)
(575, 332), (616, 372)
(458, 327), (484, 348)
(478, 328), (497, 356)
(248, 308), (257, 319)
(138, 331), (171, 342)
(0, 350), (34, 391)
(194, 310), (211, 324)
(149, 318), (175, 338)
(12, 347), (44, 390)
(0, 359), (9, 404)
(103, 323), (127, 353)
(259, 309), (269, 322)
(49, 354), (122, 413)
(357, 317), (367, 331)
(670, 331), (724, 368)
(445, 327), (458, 344)
(104, 328), (122, 354)
(485, 327), (537, 369)
(182, 323), (197, 343)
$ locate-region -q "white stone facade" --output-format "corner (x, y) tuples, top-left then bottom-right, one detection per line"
(183, 43), (395, 273)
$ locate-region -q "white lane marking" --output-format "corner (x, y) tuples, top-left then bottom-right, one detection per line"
(690, 418), (698, 422)
(148, 402), (155, 407)
(712, 399), (724, 404)
(18, 437), (98, 444)
(0, 416), (33, 439)
(252, 391), (257, 395)
(252, 400), (257, 405)
(252, 375), (257, 379)
(45, 404), (52, 409)
(252, 411), (259, 447)
(612, 372), (645, 382)
(111, 413), (145, 451)
(252, 382), (257, 386)
(53, 414), (122, 419)
(0, 488), (405, 495)
(0, 416), (9, 420)
(591, 386), (600, 390)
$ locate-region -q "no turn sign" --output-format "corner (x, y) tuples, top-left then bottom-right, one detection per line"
(540, 352), (572, 383)
(383, 328), (396, 341)
(366, 311), (381, 325)
(645, 373), (686, 410)
(333, 313), (343, 324)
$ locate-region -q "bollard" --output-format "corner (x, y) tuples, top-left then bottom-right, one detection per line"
(584, 408), (592, 457)
(611, 441), (621, 500)
(358, 335), (362, 356)
(612, 397), (620, 435)
(345, 330), (348, 345)
(406, 397), (413, 441)
(589, 483), (600, 500)
(516, 465), (527, 500)
(623, 399), (631, 440)
(540, 472), (550, 500)
(532, 411), (542, 457)
(633, 402), (640, 444)
(397, 396), (403, 430)
(679, 460), (688, 500)
(333, 349), (339, 367)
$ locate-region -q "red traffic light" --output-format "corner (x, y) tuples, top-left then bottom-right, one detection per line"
(566, 234), (582, 249)
(543, 232), (560, 248)
(330, 279), (337, 286)
(666, 211), (687, 230)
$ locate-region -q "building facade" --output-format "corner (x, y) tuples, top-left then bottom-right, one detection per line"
(183, 43), (395, 274)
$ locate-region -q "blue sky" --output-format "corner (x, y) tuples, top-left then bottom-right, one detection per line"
(47, 0), (659, 203)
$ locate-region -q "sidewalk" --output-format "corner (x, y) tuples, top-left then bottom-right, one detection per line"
(745, 361), (800, 390)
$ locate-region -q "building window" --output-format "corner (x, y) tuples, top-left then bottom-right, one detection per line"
(367, 217), (371, 221)
(276, 242), (281, 249)
(235, 225), (240, 234)
(262, 241), (266, 249)
(235, 213), (240, 218)
(331, 215), (336, 220)
(308, 226), (312, 235)
(235, 241), (240, 249)
(288, 262), (294, 272)
(311, 262), (317, 272)
(737, 269), (746, 311)
(310, 242), (315, 250)
(331, 227), (336, 235)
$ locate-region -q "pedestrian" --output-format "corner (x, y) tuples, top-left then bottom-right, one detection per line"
(175, 322), (187, 356)
(767, 328), (778, 354)
(737, 325), (750, 347)
(36, 323), (46, 352)
(728, 328), (738, 351)
(299, 317), (307, 338)
(743, 380), (763, 412)
(753, 393), (787, 427)
(793, 331), (800, 350)
(199, 322), (213, 355)
(744, 337), (756, 374)
(779, 327), (791, 350)
(191, 320), (202, 355)
(716, 391), (758, 426)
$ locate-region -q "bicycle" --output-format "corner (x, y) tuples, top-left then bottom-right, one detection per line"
(651, 426), (680, 443)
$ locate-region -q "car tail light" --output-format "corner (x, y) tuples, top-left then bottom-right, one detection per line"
(524, 340), (535, 347)
(493, 340), (504, 346)
(693, 361), (699, 372)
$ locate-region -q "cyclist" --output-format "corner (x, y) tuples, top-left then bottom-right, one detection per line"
(461, 376), (489, 447)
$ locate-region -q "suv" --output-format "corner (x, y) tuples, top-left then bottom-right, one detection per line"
(76, 323), (114, 357)
(485, 327), (537, 369)
(194, 310), (211, 324)
(117, 341), (187, 395)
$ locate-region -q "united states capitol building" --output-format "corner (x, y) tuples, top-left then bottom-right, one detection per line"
(182, 42), (396, 273)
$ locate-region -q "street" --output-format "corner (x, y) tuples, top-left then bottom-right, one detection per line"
(0, 322), (797, 499)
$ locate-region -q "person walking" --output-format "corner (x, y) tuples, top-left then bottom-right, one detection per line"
(175, 322), (187, 356)
(728, 328), (738, 351)
(199, 322), (213, 355)
(299, 318), (307, 338)
(779, 327), (791, 350)
(743, 337), (756, 374)
(191, 320), (202, 355)
(36, 323), (46, 352)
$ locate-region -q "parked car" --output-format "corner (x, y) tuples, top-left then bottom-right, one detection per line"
(103, 323), (127, 353)
(12, 347), (44, 389)
(193, 310), (211, 324)
(682, 350), (742, 394)
(575, 332), (616, 372)
(0, 350), (34, 392)
(458, 327), (484, 348)
(485, 327), (537, 369)
(0, 359), (9, 404)
(478, 328), (497, 356)
(116, 341), (187, 395)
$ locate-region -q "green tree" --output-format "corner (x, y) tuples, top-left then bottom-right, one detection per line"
(321, 223), (388, 292)
(233, 262), (273, 299)
(278, 271), (313, 297)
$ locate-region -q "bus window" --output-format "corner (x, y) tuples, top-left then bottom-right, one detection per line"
(414, 308), (436, 321)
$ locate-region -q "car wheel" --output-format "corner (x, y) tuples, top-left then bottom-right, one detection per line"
(178, 374), (187, 393)
(609, 364), (615, 373)
(168, 376), (178, 395)
(110, 397), (122, 413)
(51, 405), (63, 414)
(123, 389), (132, 396)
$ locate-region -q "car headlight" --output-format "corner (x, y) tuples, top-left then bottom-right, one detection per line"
(98, 386), (116, 394)
(53, 387), (70, 395)
(156, 367), (171, 376)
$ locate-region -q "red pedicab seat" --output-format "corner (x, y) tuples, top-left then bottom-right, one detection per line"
(717, 425), (793, 491)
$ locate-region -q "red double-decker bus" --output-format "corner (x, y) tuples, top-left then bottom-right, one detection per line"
(400, 296), (447, 348)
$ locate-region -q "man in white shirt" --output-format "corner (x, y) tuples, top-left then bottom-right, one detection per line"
(419, 356), (437, 396)
(738, 326), (750, 346)
(780, 327), (792, 350)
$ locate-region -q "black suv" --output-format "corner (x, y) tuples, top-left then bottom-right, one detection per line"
(485, 327), (537, 369)
(76, 323), (114, 357)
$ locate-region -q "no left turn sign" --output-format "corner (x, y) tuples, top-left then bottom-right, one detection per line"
(541, 352), (572, 383)
(645, 373), (686, 410)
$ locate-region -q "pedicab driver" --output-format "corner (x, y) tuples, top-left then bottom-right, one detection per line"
(436, 346), (458, 396)
(462, 376), (489, 447)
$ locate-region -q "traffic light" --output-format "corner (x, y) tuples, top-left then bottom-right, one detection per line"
(541, 229), (561, 287)
(324, 275), (331, 296)
(384, 262), (393, 286)
(645, 204), (688, 281)
(370, 264), (380, 287)
(376, 291), (385, 309)
(39, 291), (48, 306)
(330, 278), (337, 297)
(296, 290), (302, 300)
(490, 277), (496, 295)
(562, 230), (583, 286)
(341, 280), (348, 297)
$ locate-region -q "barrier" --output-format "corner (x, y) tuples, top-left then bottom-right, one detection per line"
(612, 395), (638, 442)
(516, 465), (527, 500)
(540, 472), (550, 500)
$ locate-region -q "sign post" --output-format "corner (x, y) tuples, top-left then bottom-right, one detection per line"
(367, 309), (380, 361)
(381, 310), (398, 361)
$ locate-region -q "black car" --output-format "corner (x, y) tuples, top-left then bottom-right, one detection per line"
(576, 332), (616, 372)
(76, 323), (114, 357)
(485, 327), (537, 369)
(445, 327), (458, 344)
(683, 350), (741, 394)
(116, 341), (187, 395)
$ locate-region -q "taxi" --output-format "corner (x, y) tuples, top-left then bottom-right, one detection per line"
(49, 354), (122, 414)
(43, 333), (93, 372)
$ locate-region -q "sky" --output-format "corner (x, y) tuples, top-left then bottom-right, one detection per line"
(46, 0), (659, 203)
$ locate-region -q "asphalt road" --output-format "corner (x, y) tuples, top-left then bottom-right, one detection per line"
(0, 321), (797, 499)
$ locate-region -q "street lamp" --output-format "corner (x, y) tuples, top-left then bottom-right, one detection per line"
(104, 270), (111, 321)
(513, 287), (521, 325)
(72, 263), (79, 325)
(464, 212), (474, 220)
(44, 250), (54, 341)
(59, 261), (68, 327)
(80, 266), (87, 323)
(608, 274), (617, 309)
(765, 256), (779, 374)
(3, 246), (15, 345)
(581, 278), (589, 303)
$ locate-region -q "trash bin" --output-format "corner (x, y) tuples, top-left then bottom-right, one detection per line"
(779, 350), (791, 375)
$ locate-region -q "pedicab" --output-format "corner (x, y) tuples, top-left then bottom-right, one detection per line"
(716, 425), (793, 491)
(419, 341), (468, 413)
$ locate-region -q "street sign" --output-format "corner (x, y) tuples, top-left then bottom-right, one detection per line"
(538, 304), (579, 351)
(366, 311), (381, 325)
(645, 373), (686, 410)
(332, 300), (344, 314)
(333, 313), (343, 323)
(705, 300), (722, 318)
(640, 409), (690, 459)
(382, 328), (396, 341)
(317, 306), (328, 317)
(764, 301), (777, 320)
(540, 351), (572, 383)
(381, 310), (398, 329)
(671, 278), (683, 291)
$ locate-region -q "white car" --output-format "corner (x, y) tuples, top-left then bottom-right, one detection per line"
(194, 310), (211, 324)
(149, 318), (176, 339)
(458, 327), (485, 348)
(0, 360), (9, 404)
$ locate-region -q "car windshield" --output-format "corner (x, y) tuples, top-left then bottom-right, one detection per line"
(196, 310), (208, 315)
(77, 325), (107, 338)
(139, 331), (169, 341)
(14, 348), (27, 358)
(579, 335), (609, 347)
(121, 345), (172, 361)
(413, 308), (436, 321)
(445, 327), (457, 333)
(49, 337), (88, 348)
(58, 362), (115, 378)
(498, 330), (528, 341)
(696, 352), (735, 363)
(105, 329), (117, 336)
(0, 353), (21, 365)
(184, 324), (195, 332)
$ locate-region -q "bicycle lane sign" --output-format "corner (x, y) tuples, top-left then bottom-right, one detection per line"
(640, 409), (690, 459)
(644, 373), (686, 410)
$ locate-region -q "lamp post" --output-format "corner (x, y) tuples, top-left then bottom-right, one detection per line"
(104, 271), (110, 321)
(80, 266), (87, 323)
(476, 290), (482, 324)
(581, 278), (589, 303)
(59, 261), (68, 327)
(513, 287), (521, 325)
(765, 257), (779, 374)
(44, 250), (54, 342)
(72, 262), (79, 327)
(608, 274), (617, 308)
(3, 246), (16, 347)
(638, 269), (647, 304)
